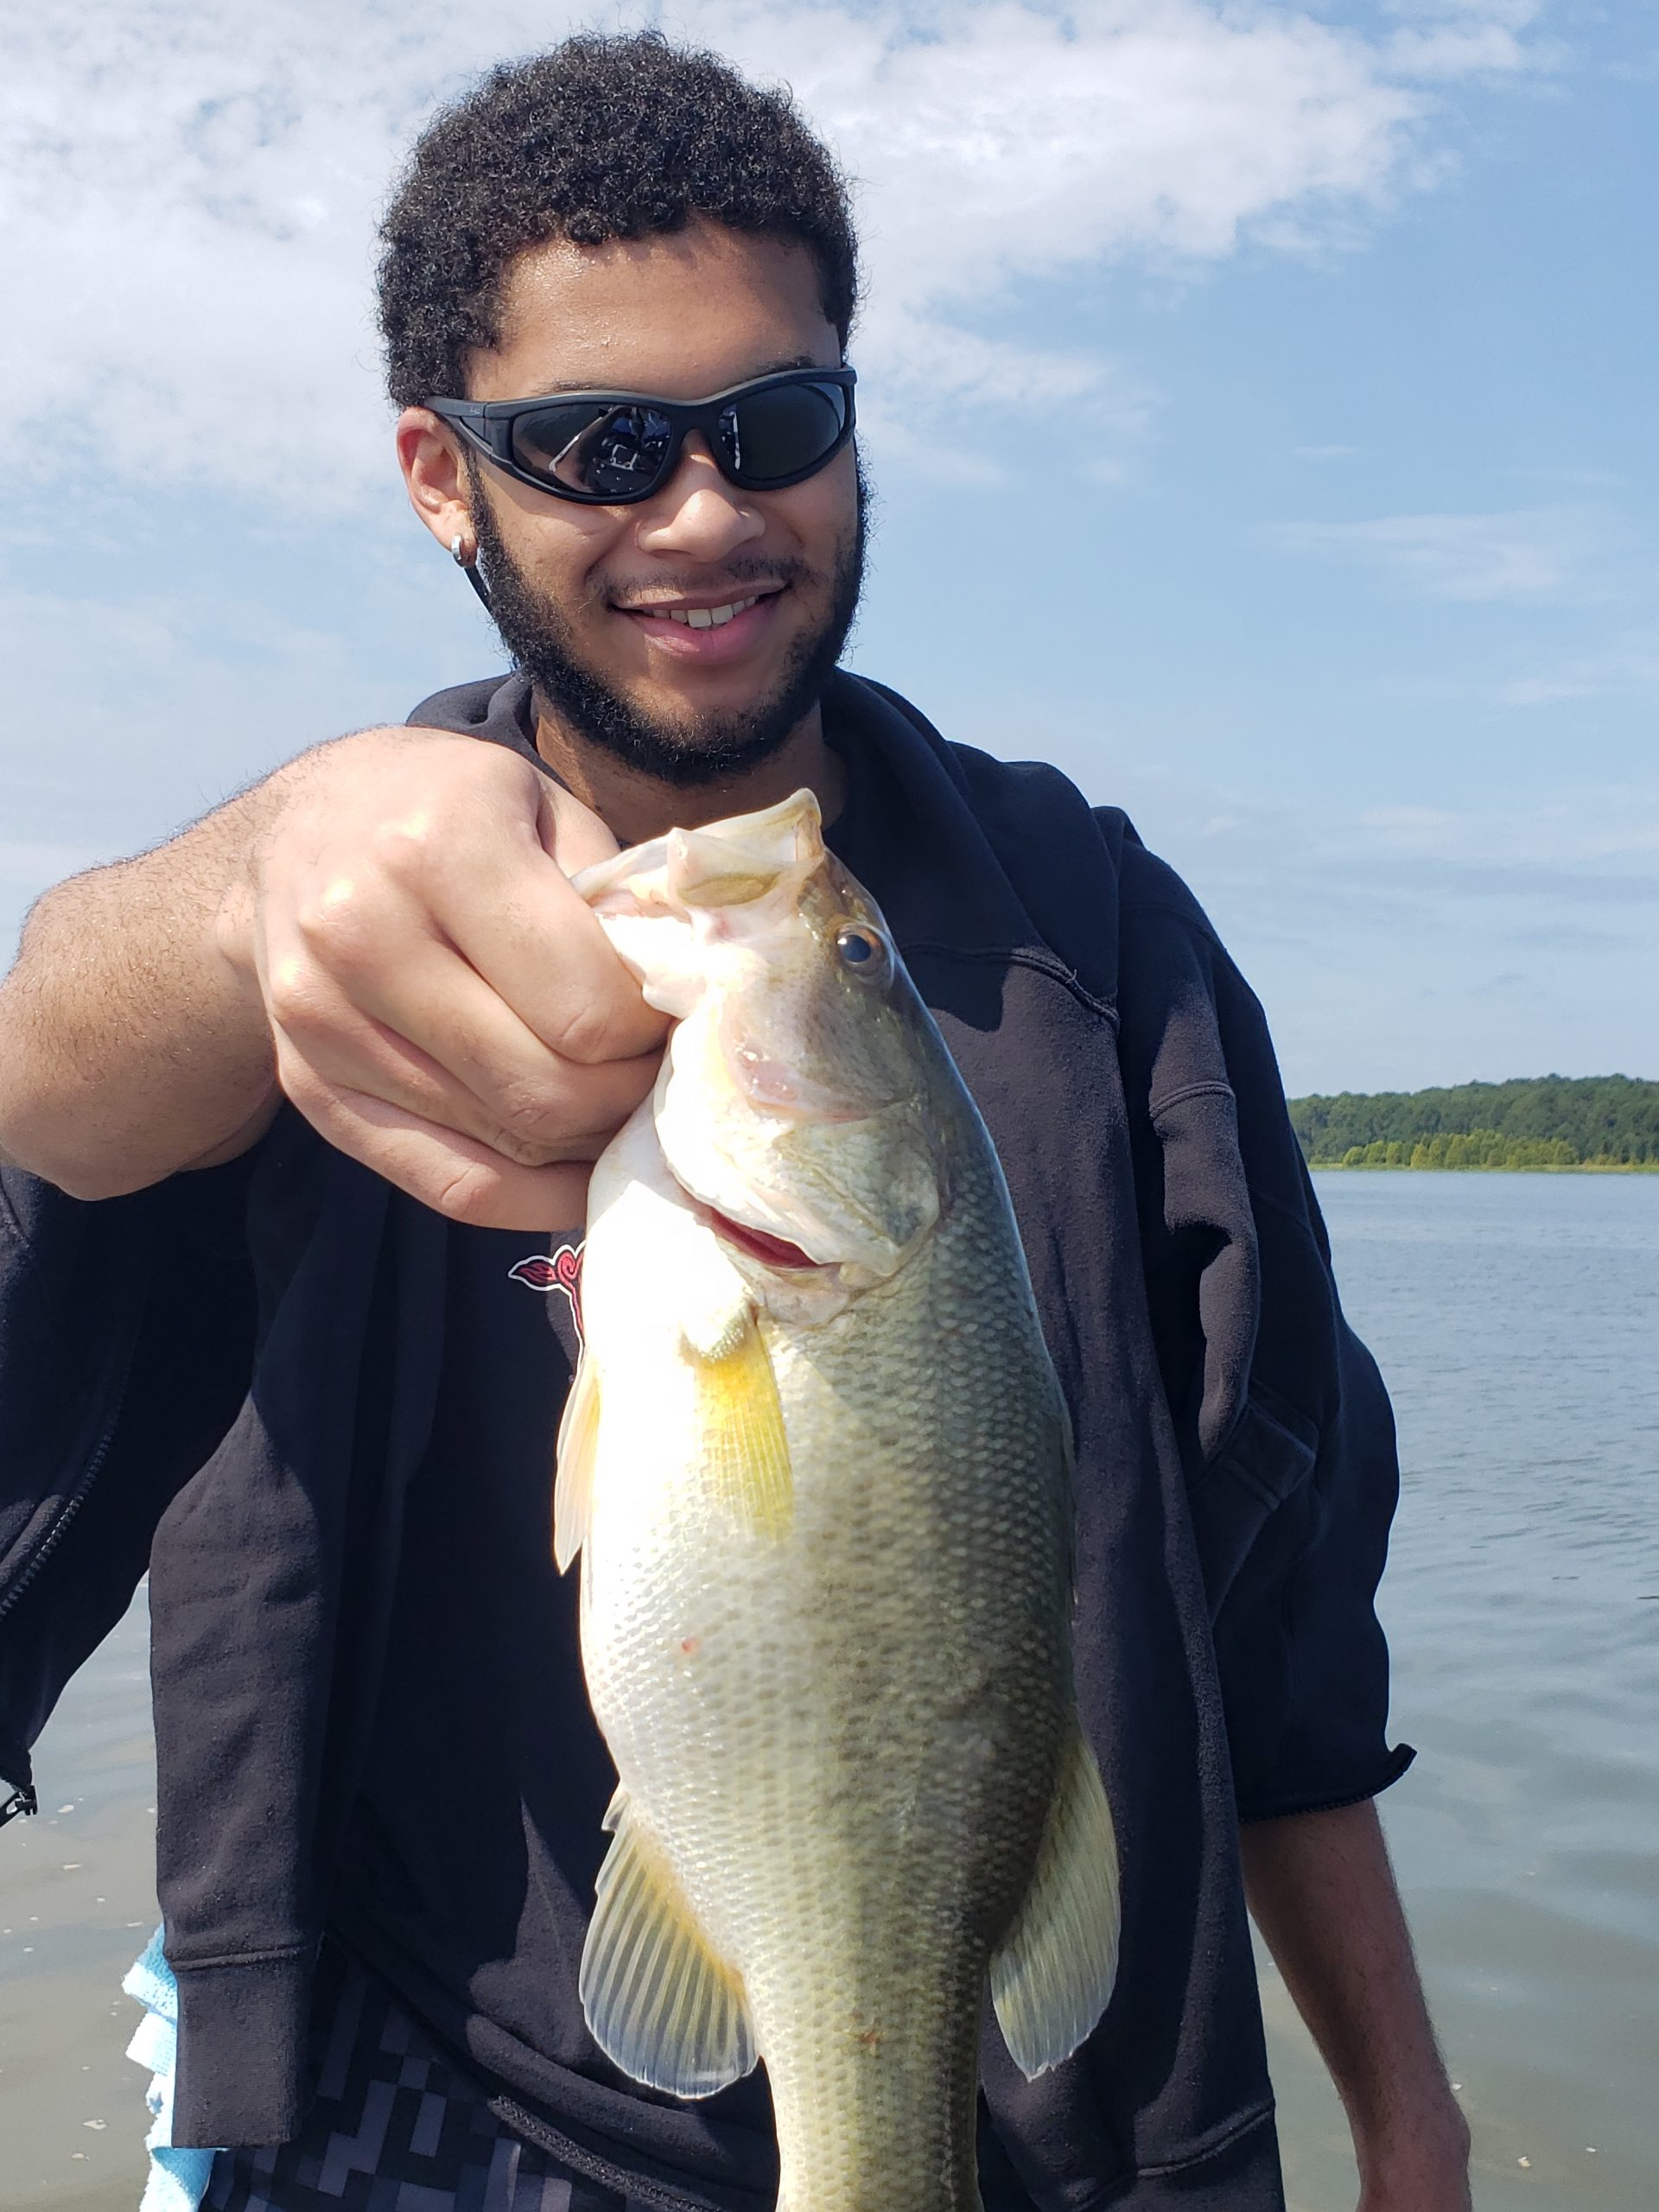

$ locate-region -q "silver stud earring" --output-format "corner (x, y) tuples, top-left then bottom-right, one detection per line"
(448, 529), (493, 611)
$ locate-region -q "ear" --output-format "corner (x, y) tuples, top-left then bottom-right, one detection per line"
(397, 406), (474, 556)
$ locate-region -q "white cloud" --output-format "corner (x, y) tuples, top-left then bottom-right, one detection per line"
(1497, 674), (1600, 704)
(0, 0), (1542, 510)
(1494, 627), (1659, 706)
(0, 556), (465, 860)
(1380, 1), (1543, 23)
(1357, 791), (1659, 866)
(1382, 21), (1541, 80)
(1266, 505), (1615, 601)
(985, 719), (1658, 1090)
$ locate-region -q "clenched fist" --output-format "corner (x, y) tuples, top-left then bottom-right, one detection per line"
(221, 728), (668, 1227)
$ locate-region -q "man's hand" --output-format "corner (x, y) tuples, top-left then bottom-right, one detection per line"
(1240, 1799), (1471, 2212)
(0, 727), (667, 1227)
(221, 728), (665, 1226)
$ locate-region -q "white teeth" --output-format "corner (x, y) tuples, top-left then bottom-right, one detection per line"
(658, 596), (759, 629)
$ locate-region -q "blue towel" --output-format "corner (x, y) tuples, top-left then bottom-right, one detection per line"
(123, 1928), (223, 2212)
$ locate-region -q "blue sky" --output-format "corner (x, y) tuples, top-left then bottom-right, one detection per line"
(2, 0), (1653, 1094)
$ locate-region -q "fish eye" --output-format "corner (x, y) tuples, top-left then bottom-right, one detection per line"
(835, 925), (886, 976)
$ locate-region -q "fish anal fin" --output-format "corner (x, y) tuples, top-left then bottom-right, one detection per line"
(580, 1787), (756, 2098)
(687, 1311), (792, 1539)
(553, 1352), (601, 1573)
(990, 1716), (1120, 2079)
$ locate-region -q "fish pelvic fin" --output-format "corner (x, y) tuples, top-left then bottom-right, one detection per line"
(553, 1351), (601, 1573)
(990, 1713), (1121, 2079)
(581, 1786), (757, 2099)
(686, 1308), (792, 1541)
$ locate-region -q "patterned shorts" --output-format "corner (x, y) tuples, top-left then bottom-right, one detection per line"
(204, 1946), (658, 2212)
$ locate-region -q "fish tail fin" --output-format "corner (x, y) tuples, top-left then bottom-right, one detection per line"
(990, 1713), (1120, 2079)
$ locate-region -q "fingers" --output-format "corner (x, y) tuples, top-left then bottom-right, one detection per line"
(250, 730), (671, 1207)
(266, 937), (658, 1165)
(277, 1067), (600, 1230)
(442, 829), (669, 1067)
(315, 767), (668, 1068)
(537, 779), (626, 874)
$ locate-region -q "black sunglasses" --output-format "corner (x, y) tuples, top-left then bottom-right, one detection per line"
(425, 365), (856, 506)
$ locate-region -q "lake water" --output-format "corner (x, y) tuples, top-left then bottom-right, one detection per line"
(2, 1172), (1656, 2209)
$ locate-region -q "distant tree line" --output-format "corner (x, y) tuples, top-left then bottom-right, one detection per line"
(1287, 1076), (1659, 1170)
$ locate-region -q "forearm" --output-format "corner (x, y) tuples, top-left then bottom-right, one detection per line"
(0, 727), (665, 1228)
(0, 787), (278, 1197)
(1240, 1799), (1469, 2207)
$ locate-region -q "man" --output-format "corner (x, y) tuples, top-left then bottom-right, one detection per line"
(0, 32), (1470, 2212)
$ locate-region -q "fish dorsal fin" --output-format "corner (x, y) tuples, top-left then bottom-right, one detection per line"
(684, 1307), (792, 1540)
(990, 1714), (1121, 2079)
(580, 1786), (757, 2098)
(553, 1351), (601, 1573)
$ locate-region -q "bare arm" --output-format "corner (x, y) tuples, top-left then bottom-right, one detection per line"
(0, 727), (666, 1225)
(0, 785), (284, 1192)
(1240, 1799), (1470, 2212)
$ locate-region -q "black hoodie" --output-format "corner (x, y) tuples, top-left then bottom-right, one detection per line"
(0, 671), (1410, 2210)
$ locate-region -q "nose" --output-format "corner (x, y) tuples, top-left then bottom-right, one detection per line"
(633, 434), (765, 564)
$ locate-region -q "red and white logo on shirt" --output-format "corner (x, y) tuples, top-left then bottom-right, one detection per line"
(507, 1242), (584, 1343)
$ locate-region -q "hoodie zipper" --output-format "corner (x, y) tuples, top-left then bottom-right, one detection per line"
(0, 1360), (135, 1627)
(0, 1269), (148, 1630)
(0, 1783), (37, 1827)
(0, 1290), (148, 1827)
(489, 2096), (767, 2212)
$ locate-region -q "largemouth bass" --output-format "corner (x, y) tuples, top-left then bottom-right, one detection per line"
(560, 790), (1119, 2212)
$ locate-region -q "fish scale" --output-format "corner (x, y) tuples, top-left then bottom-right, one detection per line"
(560, 791), (1120, 2212)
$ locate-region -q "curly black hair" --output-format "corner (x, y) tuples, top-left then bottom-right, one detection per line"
(377, 31), (858, 406)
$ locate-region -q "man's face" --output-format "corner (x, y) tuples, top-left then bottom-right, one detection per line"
(459, 220), (863, 785)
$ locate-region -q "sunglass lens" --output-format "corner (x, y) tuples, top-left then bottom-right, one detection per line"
(510, 403), (676, 499)
(724, 381), (849, 486)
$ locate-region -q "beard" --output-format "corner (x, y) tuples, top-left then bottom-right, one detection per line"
(466, 456), (868, 789)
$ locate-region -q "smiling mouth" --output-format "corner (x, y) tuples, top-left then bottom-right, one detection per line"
(619, 587), (785, 631)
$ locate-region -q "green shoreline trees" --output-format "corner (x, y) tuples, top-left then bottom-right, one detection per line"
(1287, 1076), (1659, 1170)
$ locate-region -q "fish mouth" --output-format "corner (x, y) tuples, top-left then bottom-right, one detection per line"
(701, 1205), (828, 1272)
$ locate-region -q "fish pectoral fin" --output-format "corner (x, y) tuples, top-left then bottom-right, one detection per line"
(990, 1715), (1121, 2080)
(553, 1351), (601, 1573)
(581, 1787), (757, 2099)
(679, 1281), (753, 1364)
(685, 1309), (792, 1540)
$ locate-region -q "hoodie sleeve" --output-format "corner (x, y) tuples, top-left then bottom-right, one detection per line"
(1116, 844), (1414, 1822)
